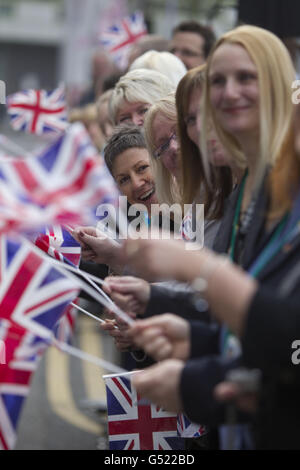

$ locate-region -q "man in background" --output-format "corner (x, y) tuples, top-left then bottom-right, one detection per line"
(170, 20), (216, 69)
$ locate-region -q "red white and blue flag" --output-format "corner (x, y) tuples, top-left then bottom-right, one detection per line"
(0, 123), (119, 233)
(6, 86), (68, 136)
(103, 372), (184, 450)
(0, 320), (49, 450)
(99, 11), (147, 70)
(34, 225), (81, 268)
(0, 234), (80, 449)
(0, 235), (79, 339)
(177, 413), (206, 438)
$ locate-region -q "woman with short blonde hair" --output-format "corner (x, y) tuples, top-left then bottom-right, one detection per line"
(129, 50), (187, 87)
(109, 68), (174, 126)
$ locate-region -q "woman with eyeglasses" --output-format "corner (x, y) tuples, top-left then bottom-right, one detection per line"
(143, 93), (182, 207)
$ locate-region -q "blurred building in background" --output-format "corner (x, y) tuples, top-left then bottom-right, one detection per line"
(0, 0), (238, 99)
(0, 0), (64, 94)
(1, 0), (299, 110)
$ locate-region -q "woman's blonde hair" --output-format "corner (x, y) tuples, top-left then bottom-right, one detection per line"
(143, 93), (181, 206)
(202, 24), (298, 217)
(129, 50), (187, 87)
(109, 68), (174, 125)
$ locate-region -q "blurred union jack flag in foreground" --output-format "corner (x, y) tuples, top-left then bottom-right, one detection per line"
(0, 234), (80, 449)
(103, 372), (184, 450)
(0, 122), (119, 233)
(99, 10), (147, 69)
(6, 86), (68, 136)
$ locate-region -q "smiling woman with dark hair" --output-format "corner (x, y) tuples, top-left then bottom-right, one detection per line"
(104, 125), (157, 212)
(73, 125), (158, 274)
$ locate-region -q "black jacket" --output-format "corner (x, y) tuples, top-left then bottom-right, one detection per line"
(180, 181), (300, 446)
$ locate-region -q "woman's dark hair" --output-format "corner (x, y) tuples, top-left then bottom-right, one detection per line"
(104, 125), (147, 175)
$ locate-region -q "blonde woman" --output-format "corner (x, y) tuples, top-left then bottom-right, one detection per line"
(201, 25), (296, 225)
(129, 50), (187, 87)
(175, 65), (234, 248)
(109, 68), (174, 127)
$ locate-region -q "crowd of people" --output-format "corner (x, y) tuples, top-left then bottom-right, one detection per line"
(70, 19), (300, 450)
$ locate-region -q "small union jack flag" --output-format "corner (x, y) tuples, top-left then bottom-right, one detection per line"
(6, 86), (68, 135)
(0, 234), (80, 449)
(100, 11), (147, 70)
(104, 372), (184, 450)
(34, 225), (81, 268)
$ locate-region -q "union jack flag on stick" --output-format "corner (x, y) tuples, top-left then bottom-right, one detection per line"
(103, 371), (184, 450)
(6, 86), (68, 136)
(34, 225), (81, 268)
(99, 11), (147, 70)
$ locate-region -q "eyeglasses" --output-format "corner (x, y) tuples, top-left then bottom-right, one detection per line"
(153, 132), (177, 160)
(170, 47), (204, 59)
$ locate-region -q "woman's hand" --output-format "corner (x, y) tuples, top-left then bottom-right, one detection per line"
(132, 360), (184, 413)
(103, 276), (151, 316)
(100, 319), (134, 352)
(73, 226), (123, 272)
(127, 313), (191, 361)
